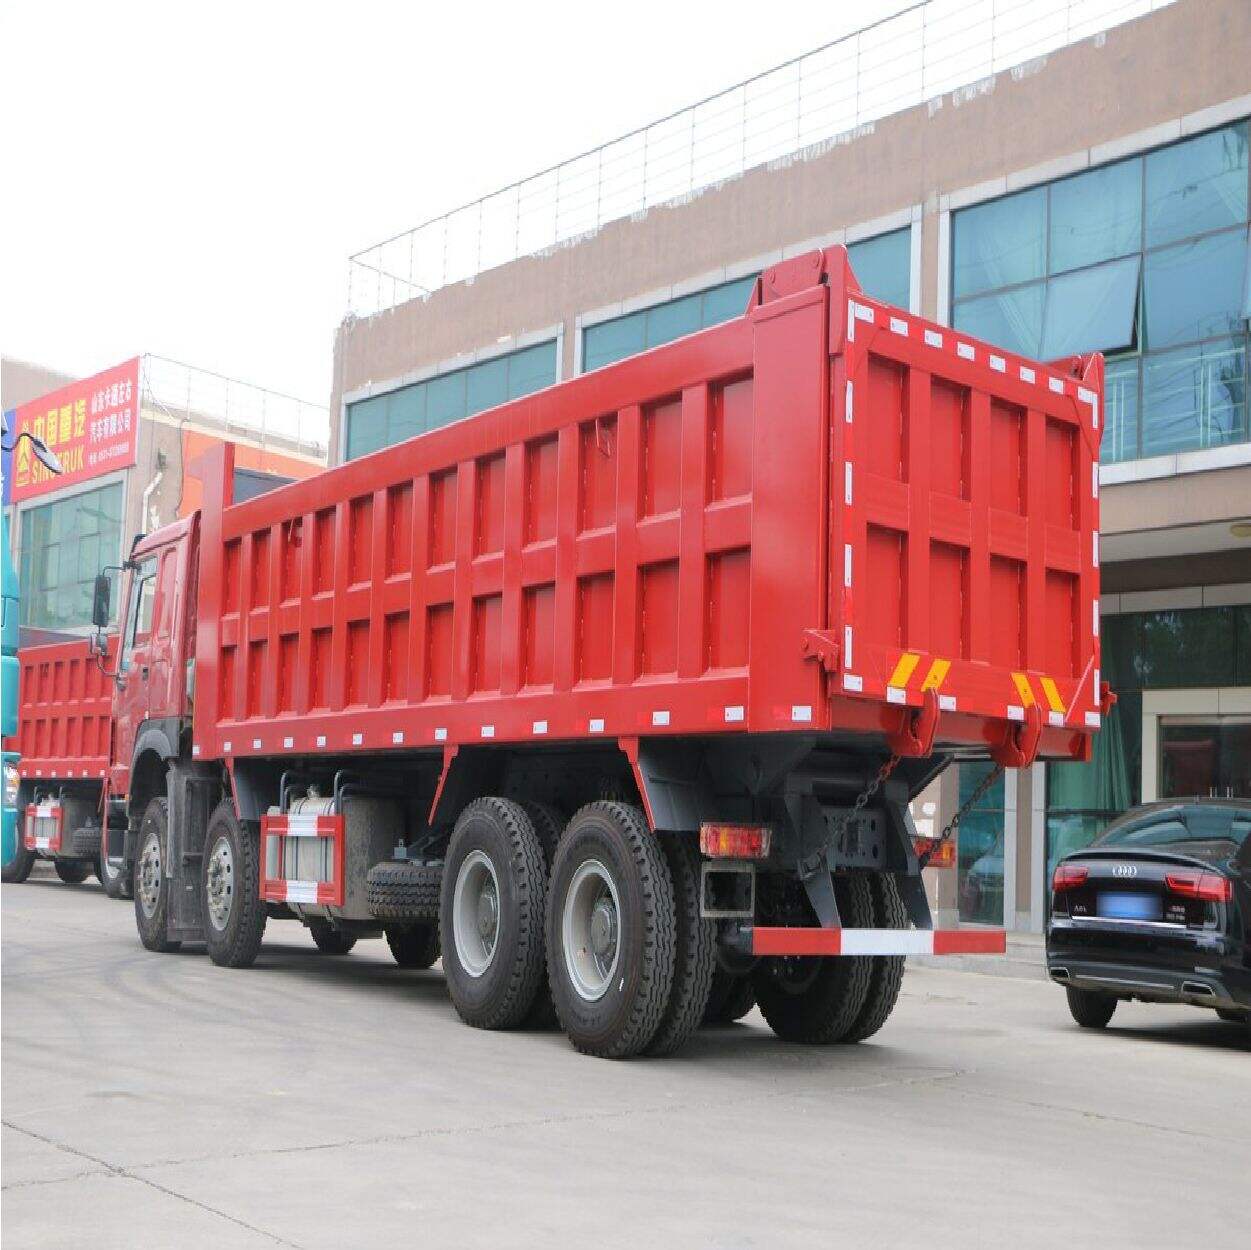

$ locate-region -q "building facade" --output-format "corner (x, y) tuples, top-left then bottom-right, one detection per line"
(3, 355), (328, 639)
(329, 0), (1251, 930)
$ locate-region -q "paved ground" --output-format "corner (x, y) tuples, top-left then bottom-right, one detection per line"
(3, 865), (1247, 1250)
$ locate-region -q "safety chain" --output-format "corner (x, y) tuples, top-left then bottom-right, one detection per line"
(828, 753), (902, 850)
(917, 761), (1006, 868)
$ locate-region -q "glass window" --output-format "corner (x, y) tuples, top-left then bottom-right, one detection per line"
(1041, 256), (1140, 358)
(848, 228), (911, 308)
(646, 293), (701, 348)
(18, 482), (124, 631)
(1144, 228), (1249, 350)
(952, 186), (1046, 298)
(583, 312), (646, 372)
(120, 557), (156, 671)
(1145, 124), (1249, 248)
(1142, 337), (1246, 457)
(1103, 356), (1141, 464)
(956, 762), (1006, 926)
(953, 283), (1044, 357)
(1049, 158), (1142, 274)
(700, 276), (755, 324)
(345, 340), (558, 460)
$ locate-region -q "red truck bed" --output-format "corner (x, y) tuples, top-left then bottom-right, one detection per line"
(15, 636), (115, 781)
(191, 247), (1102, 767)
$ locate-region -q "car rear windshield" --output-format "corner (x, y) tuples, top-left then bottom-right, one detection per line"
(1097, 810), (1251, 849)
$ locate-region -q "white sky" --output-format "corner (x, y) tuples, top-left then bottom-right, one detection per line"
(0, 0), (907, 410)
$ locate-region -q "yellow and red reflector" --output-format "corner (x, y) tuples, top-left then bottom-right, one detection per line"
(1165, 870), (1231, 903)
(1052, 863), (1088, 892)
(913, 837), (956, 869)
(700, 823), (771, 859)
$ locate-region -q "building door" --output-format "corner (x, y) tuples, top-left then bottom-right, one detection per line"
(1158, 718), (1251, 799)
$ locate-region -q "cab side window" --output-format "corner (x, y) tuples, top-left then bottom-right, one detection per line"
(120, 558), (157, 671)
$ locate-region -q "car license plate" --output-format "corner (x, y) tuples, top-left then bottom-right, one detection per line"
(1097, 892), (1161, 922)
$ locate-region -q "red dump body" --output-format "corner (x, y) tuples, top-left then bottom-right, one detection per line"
(15, 636), (116, 782)
(189, 248), (1102, 767)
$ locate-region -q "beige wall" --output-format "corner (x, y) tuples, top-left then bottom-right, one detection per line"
(332, 0), (1251, 472)
(1, 357), (77, 414)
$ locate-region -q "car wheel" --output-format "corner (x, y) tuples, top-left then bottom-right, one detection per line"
(1065, 985), (1117, 1029)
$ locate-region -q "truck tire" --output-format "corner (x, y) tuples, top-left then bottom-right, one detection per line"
(546, 802), (676, 1059)
(519, 801), (565, 1029)
(441, 798), (548, 1031)
(386, 924), (440, 969)
(133, 797), (181, 953)
(841, 874), (907, 1044)
(54, 859), (93, 885)
(308, 919), (356, 955)
(1066, 985), (1117, 1029)
(703, 968), (756, 1025)
(69, 824), (103, 859)
(203, 800), (267, 969)
(752, 874), (874, 1044)
(3, 845), (36, 884)
(366, 860), (442, 922)
(646, 833), (715, 1056)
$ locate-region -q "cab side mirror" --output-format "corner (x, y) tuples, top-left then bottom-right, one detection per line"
(92, 573), (111, 629)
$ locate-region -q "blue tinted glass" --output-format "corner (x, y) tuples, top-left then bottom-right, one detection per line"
(1144, 228), (1249, 349)
(506, 341), (557, 399)
(583, 312), (646, 371)
(953, 283), (1044, 357)
(700, 276), (756, 325)
(1142, 337), (1246, 457)
(426, 372), (467, 429)
(466, 358), (508, 416)
(387, 384), (426, 443)
(1041, 256), (1140, 358)
(953, 187), (1046, 297)
(346, 395), (388, 459)
(1145, 124), (1249, 248)
(1050, 158), (1142, 273)
(1102, 356), (1140, 463)
(848, 228), (911, 307)
(645, 293), (702, 348)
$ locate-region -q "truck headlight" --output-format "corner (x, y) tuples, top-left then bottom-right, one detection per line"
(3, 764), (18, 808)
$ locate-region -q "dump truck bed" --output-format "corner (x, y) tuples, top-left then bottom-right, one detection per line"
(15, 637), (115, 781)
(190, 248), (1102, 766)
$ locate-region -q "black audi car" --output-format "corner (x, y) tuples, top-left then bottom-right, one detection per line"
(1047, 799), (1251, 1040)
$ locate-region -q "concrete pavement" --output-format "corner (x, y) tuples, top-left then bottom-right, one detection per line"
(3, 865), (1247, 1249)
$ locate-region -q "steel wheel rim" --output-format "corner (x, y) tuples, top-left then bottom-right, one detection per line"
(452, 849), (500, 978)
(205, 834), (235, 931)
(562, 858), (621, 1003)
(137, 829), (163, 918)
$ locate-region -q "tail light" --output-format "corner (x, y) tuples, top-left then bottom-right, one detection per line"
(1165, 870), (1231, 903)
(913, 836), (956, 869)
(1053, 863), (1088, 892)
(700, 823), (771, 859)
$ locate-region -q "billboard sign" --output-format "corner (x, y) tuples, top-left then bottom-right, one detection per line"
(10, 357), (140, 503)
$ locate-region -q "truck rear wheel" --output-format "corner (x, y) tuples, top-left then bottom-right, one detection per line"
(441, 798), (548, 1030)
(841, 874), (907, 1044)
(386, 924), (440, 969)
(703, 967), (756, 1025)
(646, 833), (715, 1056)
(54, 859), (92, 885)
(519, 801), (564, 1029)
(308, 919), (356, 955)
(546, 802), (676, 1059)
(134, 797), (181, 953)
(203, 800), (267, 969)
(752, 874), (874, 1044)
(2, 845), (35, 884)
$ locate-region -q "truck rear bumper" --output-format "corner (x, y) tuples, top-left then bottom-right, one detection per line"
(751, 927), (1006, 957)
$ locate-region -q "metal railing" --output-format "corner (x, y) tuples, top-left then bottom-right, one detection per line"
(347, 0), (1176, 317)
(140, 355), (329, 462)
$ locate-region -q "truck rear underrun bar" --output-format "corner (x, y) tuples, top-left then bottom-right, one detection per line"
(751, 927), (1007, 957)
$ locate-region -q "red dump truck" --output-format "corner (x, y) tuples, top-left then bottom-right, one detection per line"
(39, 248), (1109, 1057)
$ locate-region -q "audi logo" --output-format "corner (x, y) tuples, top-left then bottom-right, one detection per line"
(1112, 864), (1138, 878)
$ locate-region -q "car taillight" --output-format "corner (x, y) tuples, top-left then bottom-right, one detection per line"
(1165, 870), (1231, 903)
(699, 823), (771, 859)
(1053, 863), (1088, 892)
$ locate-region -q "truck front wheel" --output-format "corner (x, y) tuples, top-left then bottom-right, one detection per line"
(134, 797), (181, 953)
(546, 802), (676, 1059)
(752, 874), (874, 1044)
(203, 800), (267, 969)
(441, 798), (548, 1030)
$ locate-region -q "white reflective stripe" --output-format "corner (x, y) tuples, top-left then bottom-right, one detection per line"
(989, 354), (1006, 373)
(352, 733), (364, 746)
(252, 739), (262, 750)
(532, 720), (548, 735)
(843, 625), (853, 669)
(724, 705), (744, 723)
(283, 737), (295, 749)
(957, 342), (975, 361)
(35, 804), (57, 818)
(889, 316), (908, 336)
(886, 687), (907, 705)
(283, 813), (331, 838)
(480, 725), (495, 738)
(1049, 711), (1066, 727)
(1093, 602), (1100, 636)
(589, 718), (605, 733)
(844, 462), (853, 505)
(223, 742), (232, 753)
(1092, 463), (1099, 499)
(847, 300), (857, 340)
(923, 329), (943, 348)
(1048, 376), (1065, 394)
(1092, 533), (1099, 568)
(192, 745), (201, 757)
(791, 705), (812, 723)
(845, 380), (853, 422)
(1078, 386), (1096, 405)
(652, 710), (670, 727)
(844, 544), (852, 587)
(852, 302), (874, 323)
(1085, 711), (1101, 728)
(392, 731), (404, 744)
(938, 694), (957, 711)
(316, 735), (327, 748)
(434, 727), (448, 742)
(284, 881), (320, 904)
(842, 673), (863, 692)
(840, 929), (936, 956)
(1019, 366), (1035, 384)
(1007, 705), (1025, 721)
